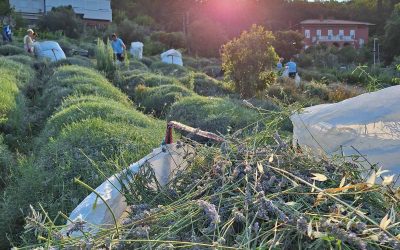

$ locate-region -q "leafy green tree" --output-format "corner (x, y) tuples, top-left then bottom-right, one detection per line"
(273, 30), (304, 61)
(188, 19), (228, 57)
(383, 4), (400, 63)
(37, 6), (83, 38)
(0, 0), (11, 16)
(222, 25), (278, 98)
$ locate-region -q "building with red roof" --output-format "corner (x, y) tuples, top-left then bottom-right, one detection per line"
(300, 19), (374, 49)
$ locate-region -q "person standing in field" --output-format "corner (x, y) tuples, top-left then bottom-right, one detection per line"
(286, 58), (297, 79)
(111, 33), (126, 62)
(276, 58), (284, 71)
(2, 25), (12, 43)
(24, 29), (35, 54)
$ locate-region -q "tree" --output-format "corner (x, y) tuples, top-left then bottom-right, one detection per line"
(0, 0), (11, 16)
(383, 4), (400, 63)
(37, 6), (83, 38)
(273, 30), (304, 61)
(222, 25), (278, 98)
(188, 19), (228, 57)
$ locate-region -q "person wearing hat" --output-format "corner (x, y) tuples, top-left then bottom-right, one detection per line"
(111, 33), (126, 62)
(24, 29), (34, 54)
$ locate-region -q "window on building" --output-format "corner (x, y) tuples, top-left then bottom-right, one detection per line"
(350, 30), (356, 39)
(359, 38), (365, 47)
(339, 30), (344, 40)
(316, 29), (321, 38)
(305, 29), (310, 38)
(328, 30), (333, 40)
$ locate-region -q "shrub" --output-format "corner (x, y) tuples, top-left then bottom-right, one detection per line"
(222, 25), (278, 98)
(181, 73), (232, 96)
(50, 56), (94, 68)
(0, 135), (13, 190)
(39, 65), (130, 118)
(39, 96), (157, 141)
(297, 53), (313, 68)
(150, 61), (189, 78)
(143, 38), (167, 56)
(266, 82), (302, 104)
(135, 84), (194, 117)
(111, 19), (151, 44)
(328, 84), (360, 102)
(36, 118), (164, 211)
(0, 44), (26, 56)
(303, 81), (330, 101)
(168, 96), (261, 134)
(37, 6), (83, 38)
(0, 59), (33, 127)
(96, 38), (116, 79)
(5, 55), (34, 66)
(273, 30), (304, 60)
(114, 71), (181, 99)
(140, 56), (155, 67)
(150, 31), (186, 49)
(129, 60), (149, 72)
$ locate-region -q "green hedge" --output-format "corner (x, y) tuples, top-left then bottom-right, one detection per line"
(168, 96), (261, 134)
(40, 65), (130, 117)
(0, 59), (33, 128)
(114, 71), (182, 99)
(0, 45), (26, 56)
(50, 56), (94, 68)
(135, 84), (194, 117)
(36, 118), (164, 211)
(181, 73), (232, 96)
(0, 135), (13, 190)
(150, 61), (189, 78)
(5, 55), (35, 66)
(40, 96), (159, 141)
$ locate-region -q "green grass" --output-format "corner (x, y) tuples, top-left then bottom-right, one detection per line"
(39, 96), (160, 142)
(135, 84), (195, 117)
(39, 65), (131, 118)
(168, 95), (262, 134)
(150, 61), (190, 78)
(114, 71), (182, 100)
(181, 72), (232, 96)
(0, 44), (26, 56)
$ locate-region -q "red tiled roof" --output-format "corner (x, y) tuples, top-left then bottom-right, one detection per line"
(300, 19), (374, 25)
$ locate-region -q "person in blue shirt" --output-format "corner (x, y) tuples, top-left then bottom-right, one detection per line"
(276, 58), (284, 71)
(2, 25), (12, 43)
(111, 33), (126, 62)
(286, 58), (297, 79)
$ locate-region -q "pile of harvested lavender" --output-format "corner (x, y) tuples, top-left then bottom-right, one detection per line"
(23, 135), (400, 249)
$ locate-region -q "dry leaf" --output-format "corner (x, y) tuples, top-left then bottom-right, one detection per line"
(269, 154), (274, 163)
(339, 176), (346, 188)
(257, 162), (264, 174)
(379, 214), (391, 230)
(285, 201), (297, 206)
(397, 234), (400, 240)
(382, 175), (395, 186)
(311, 173), (328, 182)
(346, 216), (356, 231)
(311, 180), (316, 193)
(370, 235), (379, 242)
(366, 172), (376, 187)
(307, 220), (313, 238)
(312, 232), (326, 238)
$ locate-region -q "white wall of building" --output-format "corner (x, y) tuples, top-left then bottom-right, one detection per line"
(10, 0), (112, 21)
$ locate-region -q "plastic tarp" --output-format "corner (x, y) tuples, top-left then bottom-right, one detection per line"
(291, 85), (400, 177)
(65, 143), (194, 237)
(161, 49), (183, 66)
(130, 42), (144, 59)
(34, 41), (66, 62)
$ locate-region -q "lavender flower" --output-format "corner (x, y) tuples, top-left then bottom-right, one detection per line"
(197, 200), (220, 224)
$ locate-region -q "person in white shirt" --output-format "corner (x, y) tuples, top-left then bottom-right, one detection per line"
(24, 29), (35, 54)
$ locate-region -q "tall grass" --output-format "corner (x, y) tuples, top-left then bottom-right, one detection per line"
(95, 38), (116, 79)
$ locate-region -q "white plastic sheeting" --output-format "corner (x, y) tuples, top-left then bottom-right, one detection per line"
(161, 49), (183, 66)
(291, 86), (400, 176)
(34, 41), (66, 62)
(65, 143), (194, 237)
(130, 42), (144, 59)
